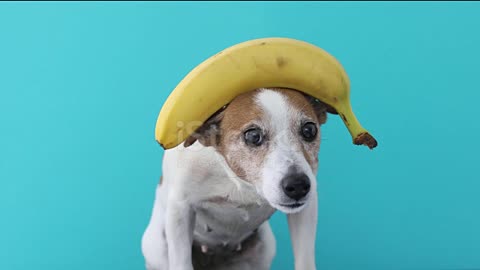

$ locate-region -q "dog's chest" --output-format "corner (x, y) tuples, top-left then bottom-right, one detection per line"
(192, 193), (275, 247)
(196, 197), (273, 225)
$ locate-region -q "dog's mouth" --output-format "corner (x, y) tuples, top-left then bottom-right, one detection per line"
(279, 202), (305, 209)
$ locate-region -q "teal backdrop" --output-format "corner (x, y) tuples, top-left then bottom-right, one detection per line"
(1, 2), (479, 270)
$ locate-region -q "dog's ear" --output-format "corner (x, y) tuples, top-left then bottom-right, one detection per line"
(183, 106), (226, 148)
(303, 94), (329, 125)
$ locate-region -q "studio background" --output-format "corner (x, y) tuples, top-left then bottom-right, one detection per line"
(1, 2), (479, 270)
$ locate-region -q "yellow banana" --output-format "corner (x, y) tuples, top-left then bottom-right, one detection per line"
(155, 37), (377, 150)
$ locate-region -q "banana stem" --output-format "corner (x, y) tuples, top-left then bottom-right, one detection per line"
(336, 102), (378, 149)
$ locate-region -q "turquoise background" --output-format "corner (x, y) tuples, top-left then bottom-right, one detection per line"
(1, 2), (479, 270)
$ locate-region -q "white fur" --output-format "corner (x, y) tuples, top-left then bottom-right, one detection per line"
(255, 89), (317, 214)
(142, 89), (319, 270)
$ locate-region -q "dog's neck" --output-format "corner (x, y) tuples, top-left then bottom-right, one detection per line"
(196, 141), (268, 206)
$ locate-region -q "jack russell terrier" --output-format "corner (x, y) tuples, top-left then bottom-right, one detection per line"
(142, 87), (328, 270)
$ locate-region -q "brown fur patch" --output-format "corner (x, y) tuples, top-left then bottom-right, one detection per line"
(184, 106), (226, 147)
(215, 90), (267, 182)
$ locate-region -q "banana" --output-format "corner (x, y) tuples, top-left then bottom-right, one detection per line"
(155, 37), (377, 150)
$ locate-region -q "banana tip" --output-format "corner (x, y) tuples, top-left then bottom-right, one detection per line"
(354, 133), (378, 149)
(157, 140), (167, 150)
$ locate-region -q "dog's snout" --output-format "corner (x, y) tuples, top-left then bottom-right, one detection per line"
(281, 173), (311, 201)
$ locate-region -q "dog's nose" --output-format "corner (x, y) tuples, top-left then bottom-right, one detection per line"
(281, 173), (311, 201)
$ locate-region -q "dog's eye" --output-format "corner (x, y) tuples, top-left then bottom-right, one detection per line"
(301, 122), (317, 141)
(244, 128), (263, 146)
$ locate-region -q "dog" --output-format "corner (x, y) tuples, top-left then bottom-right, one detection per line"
(141, 87), (328, 270)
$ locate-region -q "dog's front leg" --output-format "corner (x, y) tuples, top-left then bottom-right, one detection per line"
(287, 189), (318, 270)
(165, 197), (196, 270)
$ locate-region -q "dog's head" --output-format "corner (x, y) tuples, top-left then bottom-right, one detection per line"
(184, 88), (327, 213)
